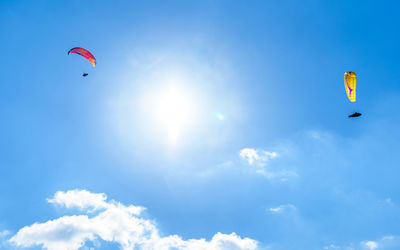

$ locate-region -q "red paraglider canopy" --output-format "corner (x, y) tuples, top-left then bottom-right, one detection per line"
(67, 47), (96, 67)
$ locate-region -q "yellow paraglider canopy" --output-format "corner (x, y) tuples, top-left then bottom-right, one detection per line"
(344, 72), (357, 102)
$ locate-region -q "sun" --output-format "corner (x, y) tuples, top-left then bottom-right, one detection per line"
(156, 86), (195, 146)
(108, 64), (214, 154)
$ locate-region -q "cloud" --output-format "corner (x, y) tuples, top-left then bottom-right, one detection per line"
(0, 230), (11, 249)
(323, 235), (400, 250)
(323, 245), (354, 250)
(360, 235), (400, 250)
(361, 241), (378, 250)
(47, 190), (111, 213)
(239, 148), (278, 166)
(323, 245), (341, 249)
(239, 148), (296, 180)
(9, 189), (258, 250)
(268, 204), (296, 213)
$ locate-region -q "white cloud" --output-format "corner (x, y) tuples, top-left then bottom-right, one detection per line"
(239, 148), (296, 181)
(239, 148), (278, 166)
(360, 235), (400, 249)
(9, 190), (258, 250)
(47, 190), (110, 213)
(325, 235), (400, 250)
(269, 204), (296, 213)
(151, 232), (257, 250)
(361, 241), (378, 250)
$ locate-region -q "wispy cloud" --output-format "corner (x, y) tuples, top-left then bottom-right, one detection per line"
(323, 244), (343, 249)
(9, 189), (258, 250)
(239, 148), (297, 181)
(0, 230), (10, 238)
(323, 245), (356, 250)
(323, 235), (400, 250)
(268, 204), (296, 213)
(239, 148), (278, 166)
(0, 230), (11, 249)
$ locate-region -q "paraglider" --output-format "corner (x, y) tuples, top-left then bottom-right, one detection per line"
(67, 47), (96, 67)
(344, 72), (362, 118)
(344, 72), (356, 102)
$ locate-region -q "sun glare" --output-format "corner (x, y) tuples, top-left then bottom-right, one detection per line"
(157, 86), (194, 146)
(110, 62), (217, 153)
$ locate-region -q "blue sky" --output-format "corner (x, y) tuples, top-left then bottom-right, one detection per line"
(1, 0), (400, 249)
